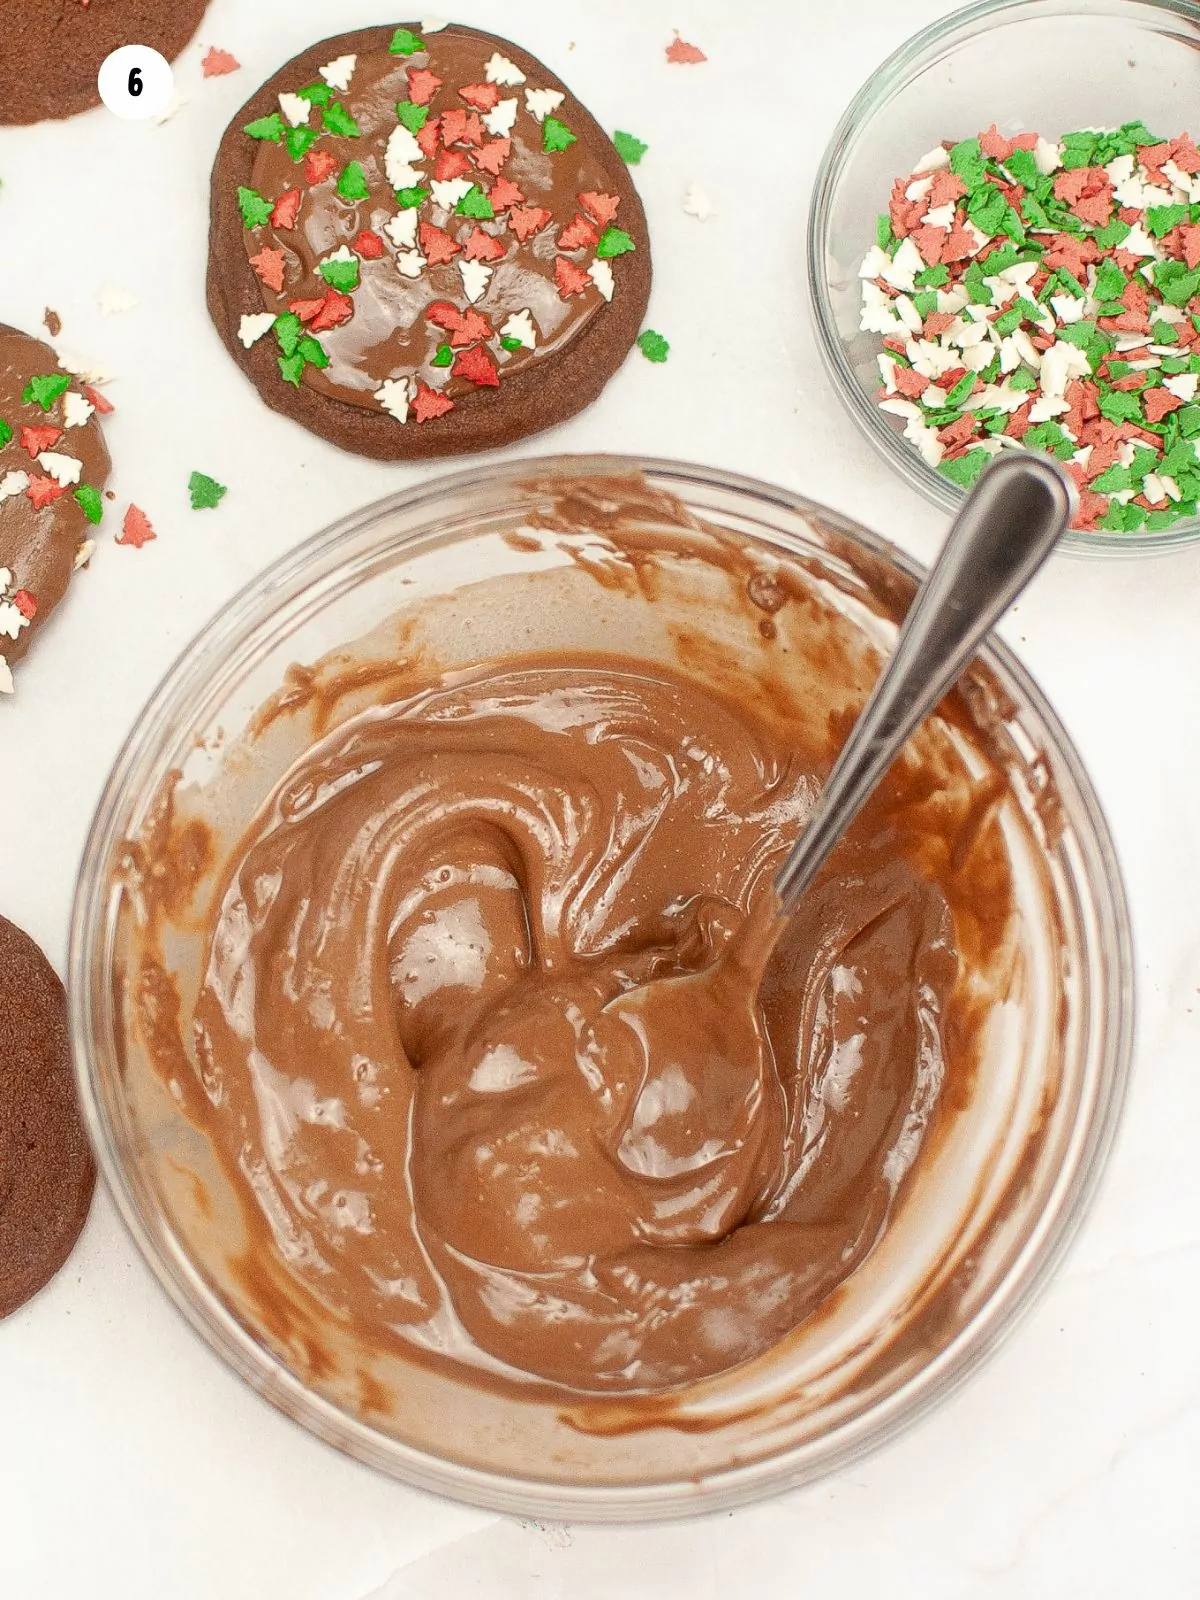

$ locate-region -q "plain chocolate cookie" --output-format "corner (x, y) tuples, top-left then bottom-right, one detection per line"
(207, 23), (652, 459)
(1, 324), (112, 697)
(0, 915), (95, 1319)
(0, 0), (210, 125)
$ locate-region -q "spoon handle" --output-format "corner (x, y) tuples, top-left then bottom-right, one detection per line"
(774, 452), (1075, 915)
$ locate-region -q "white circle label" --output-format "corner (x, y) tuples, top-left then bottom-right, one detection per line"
(97, 45), (174, 120)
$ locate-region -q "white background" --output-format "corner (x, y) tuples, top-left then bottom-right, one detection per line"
(1, 1), (1197, 1595)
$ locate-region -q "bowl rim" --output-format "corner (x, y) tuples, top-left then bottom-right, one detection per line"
(806, 0), (1200, 558)
(68, 451), (1136, 1519)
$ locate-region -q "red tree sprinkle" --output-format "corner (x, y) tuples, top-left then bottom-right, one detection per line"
(25, 475), (65, 510)
(426, 301), (464, 332)
(557, 213), (599, 251)
(117, 505), (156, 548)
(419, 222), (460, 265)
(459, 82), (500, 111)
(202, 48), (240, 78)
(453, 345), (500, 387)
(416, 118), (441, 158)
(289, 296), (326, 323)
(12, 590), (37, 620)
(249, 248), (286, 292)
(19, 424), (63, 457)
(407, 67), (443, 106)
(435, 148), (472, 181)
(304, 150), (338, 186)
(309, 290), (355, 333)
(413, 383), (454, 423)
(354, 229), (384, 259)
(271, 189), (301, 230)
(473, 137), (511, 177)
(554, 257), (590, 298)
(82, 384), (114, 414)
(508, 205), (551, 242)
(579, 190), (620, 226)
(452, 309), (495, 348)
(462, 227), (506, 262)
(666, 37), (706, 64)
(489, 177), (525, 212)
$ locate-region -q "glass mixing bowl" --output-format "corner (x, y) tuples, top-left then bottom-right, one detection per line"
(808, 0), (1200, 556)
(69, 455), (1133, 1519)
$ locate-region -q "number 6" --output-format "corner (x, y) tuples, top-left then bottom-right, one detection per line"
(128, 66), (143, 97)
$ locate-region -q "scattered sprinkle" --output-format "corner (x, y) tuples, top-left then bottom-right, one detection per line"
(98, 285), (138, 316)
(202, 48), (240, 78)
(82, 384), (114, 415)
(188, 471), (227, 511)
(665, 37), (707, 65)
(117, 505), (156, 548)
(154, 88), (189, 125)
(682, 181), (716, 220)
(637, 329), (670, 362)
(613, 129), (648, 166)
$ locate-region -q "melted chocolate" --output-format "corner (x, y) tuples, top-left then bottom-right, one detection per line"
(173, 652), (966, 1395)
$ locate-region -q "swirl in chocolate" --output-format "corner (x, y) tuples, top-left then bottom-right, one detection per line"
(188, 653), (961, 1395)
(237, 26), (636, 422)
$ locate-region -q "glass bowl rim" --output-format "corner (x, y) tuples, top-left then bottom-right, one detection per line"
(67, 451), (1136, 1519)
(806, 0), (1200, 558)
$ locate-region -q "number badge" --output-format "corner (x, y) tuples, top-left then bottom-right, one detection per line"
(97, 45), (174, 120)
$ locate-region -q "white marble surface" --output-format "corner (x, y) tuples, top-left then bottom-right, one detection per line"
(1, 0), (1198, 1594)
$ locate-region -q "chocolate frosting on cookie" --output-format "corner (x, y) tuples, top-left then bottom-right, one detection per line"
(0, 325), (111, 696)
(208, 25), (651, 458)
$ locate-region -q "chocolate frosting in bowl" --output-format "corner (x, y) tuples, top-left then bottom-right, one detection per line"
(93, 465), (1118, 1503)
(185, 654), (962, 1394)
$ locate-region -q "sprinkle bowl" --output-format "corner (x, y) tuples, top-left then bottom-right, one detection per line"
(808, 0), (1200, 556)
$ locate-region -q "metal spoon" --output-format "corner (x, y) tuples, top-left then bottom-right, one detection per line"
(774, 450), (1075, 916)
(604, 451), (1075, 1203)
(600, 453), (1075, 1134)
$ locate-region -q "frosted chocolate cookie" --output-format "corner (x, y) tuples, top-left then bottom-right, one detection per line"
(0, 325), (112, 697)
(0, 914), (95, 1319)
(207, 23), (651, 458)
(0, 0), (210, 125)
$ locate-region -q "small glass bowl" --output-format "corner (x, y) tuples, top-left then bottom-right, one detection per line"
(69, 455), (1133, 1518)
(808, 0), (1200, 556)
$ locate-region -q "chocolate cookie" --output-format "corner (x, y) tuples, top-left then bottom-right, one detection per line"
(0, 0), (210, 125)
(0, 915), (95, 1319)
(207, 23), (651, 458)
(1, 324), (112, 697)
